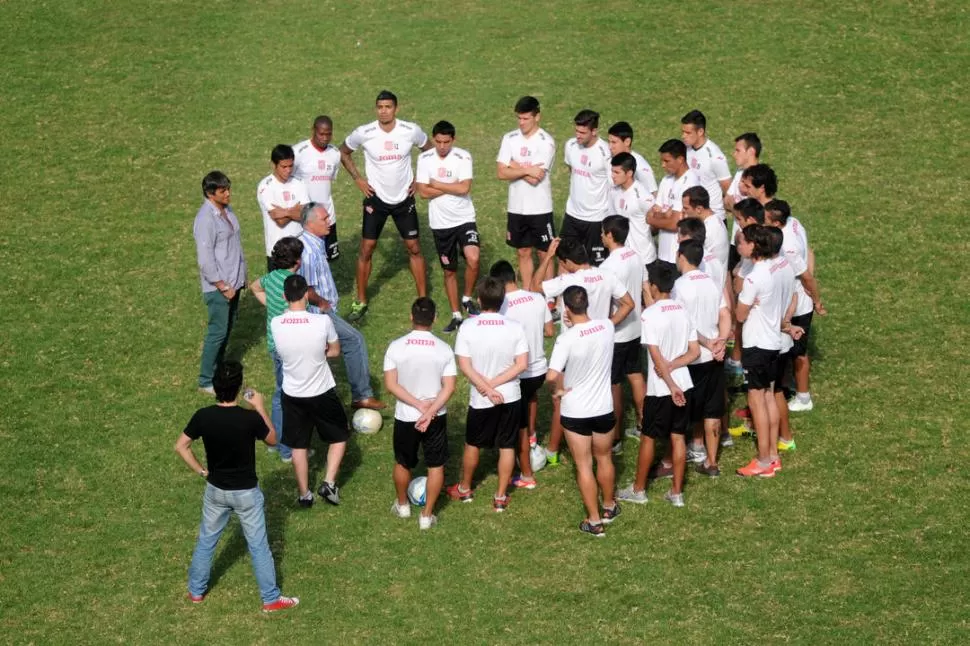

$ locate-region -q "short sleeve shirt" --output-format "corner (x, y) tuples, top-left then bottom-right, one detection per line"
(271, 311), (339, 397)
(496, 128), (556, 215)
(383, 330), (457, 422)
(415, 146), (476, 229)
(671, 269), (726, 364)
(183, 406), (269, 490)
(655, 170), (701, 262)
(640, 299), (696, 397)
(500, 289), (552, 378)
(292, 140), (341, 222)
(738, 260), (782, 350)
(630, 150), (659, 195)
(548, 319), (615, 418)
(599, 246), (646, 342)
(454, 313), (529, 409)
(564, 137), (613, 221)
(542, 267), (629, 321)
(611, 181), (657, 264)
(344, 119), (428, 204)
(257, 174), (308, 256)
(687, 139), (732, 218)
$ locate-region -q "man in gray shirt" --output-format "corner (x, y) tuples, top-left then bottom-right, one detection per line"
(194, 171), (247, 393)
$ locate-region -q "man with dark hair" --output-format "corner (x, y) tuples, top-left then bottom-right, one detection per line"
(175, 361), (299, 613)
(650, 139), (701, 263)
(618, 262), (699, 508)
(607, 121), (658, 196)
(681, 110), (732, 220)
(340, 90), (434, 321)
(194, 170), (247, 394)
(497, 96), (557, 291)
(683, 185), (730, 291)
(610, 152), (657, 265)
(384, 297), (457, 530)
(725, 132), (762, 214)
(258, 145), (308, 271)
(546, 286), (618, 536)
(293, 116), (341, 260)
(561, 109), (613, 265)
(491, 260), (554, 490)
(415, 120), (481, 332)
(272, 274), (348, 507)
(448, 277), (529, 512)
(740, 163), (778, 205)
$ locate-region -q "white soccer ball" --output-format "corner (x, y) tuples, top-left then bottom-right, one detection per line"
(407, 476), (427, 506)
(352, 408), (383, 434)
(530, 444), (547, 473)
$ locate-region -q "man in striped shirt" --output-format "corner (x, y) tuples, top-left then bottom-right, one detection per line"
(297, 203), (385, 411)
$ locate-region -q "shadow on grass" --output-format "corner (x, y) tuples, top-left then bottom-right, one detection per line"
(227, 291), (267, 363)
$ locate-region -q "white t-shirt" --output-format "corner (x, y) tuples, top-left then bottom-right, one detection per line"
(640, 299), (696, 397)
(415, 146), (476, 229)
(727, 168), (745, 242)
(454, 313), (529, 409)
(542, 267), (629, 321)
(738, 260), (784, 350)
(780, 236), (813, 316)
(672, 269), (726, 364)
(611, 181), (657, 264)
(700, 253), (727, 293)
(564, 137), (612, 221)
(771, 255), (798, 332)
(784, 216), (810, 262)
(382, 330), (457, 422)
(599, 246), (645, 343)
(344, 119), (428, 204)
(548, 319), (615, 418)
(292, 140), (340, 223)
(257, 174), (308, 256)
(702, 214), (730, 279)
(631, 150), (659, 195)
(687, 139), (732, 219)
(497, 128), (556, 215)
(655, 170), (701, 262)
(271, 311), (338, 397)
(500, 289), (552, 379)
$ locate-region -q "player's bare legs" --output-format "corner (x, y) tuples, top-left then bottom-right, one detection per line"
(292, 448), (310, 498)
(565, 430), (601, 523)
(547, 388), (563, 455)
(592, 431), (615, 508)
(459, 444), (479, 491)
(748, 387), (772, 461)
(670, 434), (687, 495)
(424, 465), (444, 516)
(443, 269), (461, 313)
(393, 463), (411, 505)
(403, 238), (427, 297)
(462, 245), (480, 302)
(496, 448), (514, 499)
(632, 435), (656, 492)
(517, 247), (535, 289)
(703, 418), (720, 468)
(356, 238), (378, 303)
(323, 441), (346, 485)
(793, 355), (811, 396)
(775, 390), (793, 443)
(518, 427), (534, 479)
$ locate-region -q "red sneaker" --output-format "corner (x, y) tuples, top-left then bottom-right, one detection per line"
(446, 483), (474, 502)
(493, 495), (510, 512)
(736, 459), (773, 477)
(761, 458), (782, 477)
(262, 596), (300, 613)
(733, 407), (751, 419)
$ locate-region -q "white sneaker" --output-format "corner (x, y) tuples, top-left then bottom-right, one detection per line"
(280, 448), (314, 464)
(418, 514), (437, 530)
(719, 433), (734, 448)
(616, 485), (648, 504)
(788, 397), (814, 412)
(391, 501), (411, 518)
(687, 445), (707, 464)
(664, 491), (685, 508)
(624, 426), (641, 440)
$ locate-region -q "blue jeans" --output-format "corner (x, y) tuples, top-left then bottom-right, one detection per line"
(199, 290), (239, 387)
(328, 310), (373, 401)
(270, 350), (292, 460)
(187, 484), (280, 604)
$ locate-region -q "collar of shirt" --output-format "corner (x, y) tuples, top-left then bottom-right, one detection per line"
(299, 231), (338, 312)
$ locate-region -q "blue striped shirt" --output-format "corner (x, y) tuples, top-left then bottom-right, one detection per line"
(298, 231), (339, 313)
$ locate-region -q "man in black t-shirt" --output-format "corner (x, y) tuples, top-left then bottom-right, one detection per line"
(175, 360), (299, 613)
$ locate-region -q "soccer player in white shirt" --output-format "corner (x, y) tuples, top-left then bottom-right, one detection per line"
(681, 110), (732, 220)
(257, 145), (309, 271)
(561, 110), (613, 266)
(415, 120), (481, 332)
(271, 275), (346, 508)
(546, 286), (619, 536)
(618, 262), (700, 508)
(293, 116), (342, 260)
(599, 216), (648, 448)
(673, 240), (732, 476)
(448, 277), (529, 512)
(339, 90), (434, 321)
(607, 121), (658, 196)
(490, 260), (554, 490)
(682, 186), (730, 282)
(496, 96), (557, 290)
(649, 139), (701, 263)
(383, 298), (457, 530)
(725, 132), (762, 248)
(610, 152), (657, 266)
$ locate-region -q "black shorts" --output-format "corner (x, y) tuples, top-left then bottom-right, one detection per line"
(465, 403), (519, 449)
(325, 223), (340, 261)
(506, 212), (555, 251)
(643, 394), (691, 439)
(611, 338), (643, 384)
(281, 388), (350, 449)
(775, 349), (793, 389)
(518, 375), (545, 428)
(728, 244), (741, 274)
(560, 412), (616, 436)
(790, 312), (813, 357)
(432, 222), (479, 270)
(741, 347), (780, 390)
(362, 195), (419, 240)
(393, 415), (449, 469)
(560, 213), (606, 265)
(687, 360), (726, 422)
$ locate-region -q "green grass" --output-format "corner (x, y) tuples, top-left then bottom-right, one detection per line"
(2, 1), (969, 643)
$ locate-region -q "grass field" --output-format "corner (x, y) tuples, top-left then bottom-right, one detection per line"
(2, 1), (969, 643)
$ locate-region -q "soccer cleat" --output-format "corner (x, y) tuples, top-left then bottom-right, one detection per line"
(687, 445), (707, 464)
(777, 438), (797, 452)
(391, 501), (411, 518)
(616, 485), (648, 504)
(493, 495), (510, 512)
(720, 432), (735, 447)
(188, 592), (206, 604)
(736, 459), (773, 478)
(297, 494), (314, 509)
(446, 483), (474, 503)
(579, 519), (606, 537)
(462, 299), (481, 316)
(262, 596), (300, 613)
(664, 491), (685, 508)
(611, 440), (623, 455)
(733, 407), (751, 419)
(765, 458), (782, 475)
(511, 475), (537, 490)
(346, 300), (368, 322)
(601, 503), (622, 524)
(317, 481), (340, 506)
(788, 397), (814, 412)
(648, 462), (673, 481)
(442, 315), (463, 333)
(624, 426), (642, 441)
(418, 514), (438, 530)
(528, 434), (538, 448)
(544, 448), (560, 466)
(695, 462), (721, 477)
(728, 424), (752, 438)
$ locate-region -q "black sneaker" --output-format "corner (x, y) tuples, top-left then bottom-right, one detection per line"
(648, 462), (674, 481)
(579, 519), (605, 537)
(462, 299), (480, 316)
(297, 494), (314, 509)
(443, 315), (463, 333)
(317, 481), (340, 506)
(601, 503), (621, 524)
(695, 462), (721, 477)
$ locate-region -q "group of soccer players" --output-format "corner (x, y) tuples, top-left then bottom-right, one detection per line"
(253, 90), (825, 536)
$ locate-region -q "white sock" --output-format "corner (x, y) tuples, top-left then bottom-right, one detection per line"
(797, 392), (811, 402)
(452, 311), (462, 319)
(461, 296), (472, 303)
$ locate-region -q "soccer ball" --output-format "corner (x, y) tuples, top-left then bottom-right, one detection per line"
(352, 408), (383, 434)
(530, 444), (546, 473)
(407, 476), (427, 506)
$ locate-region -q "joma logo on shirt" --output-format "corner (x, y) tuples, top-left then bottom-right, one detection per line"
(690, 273), (710, 280)
(378, 154), (404, 162)
(579, 324), (605, 337)
(406, 338), (435, 347)
(621, 250), (637, 260)
(477, 319), (505, 326)
(660, 304), (682, 312)
(583, 275), (604, 284)
(506, 295), (532, 308)
(572, 168), (592, 178)
(281, 317), (309, 324)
